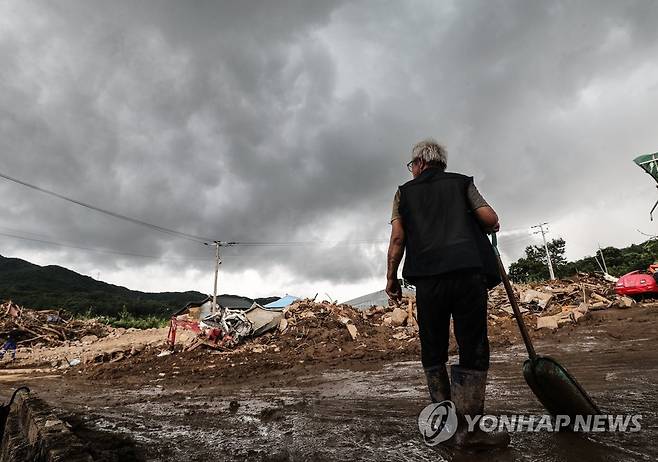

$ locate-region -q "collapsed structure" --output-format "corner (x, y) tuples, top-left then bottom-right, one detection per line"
(0, 301), (108, 348)
(0, 273), (646, 372)
(487, 273), (637, 330)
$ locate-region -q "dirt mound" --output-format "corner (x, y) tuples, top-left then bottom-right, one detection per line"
(236, 299), (420, 360)
(84, 300), (422, 384)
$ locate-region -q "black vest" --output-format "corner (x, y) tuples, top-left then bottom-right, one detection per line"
(399, 169), (501, 288)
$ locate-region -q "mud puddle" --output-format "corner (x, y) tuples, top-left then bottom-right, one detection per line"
(8, 308), (658, 461)
(54, 336), (657, 461)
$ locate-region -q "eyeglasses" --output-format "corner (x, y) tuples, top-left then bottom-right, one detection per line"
(406, 159), (416, 172)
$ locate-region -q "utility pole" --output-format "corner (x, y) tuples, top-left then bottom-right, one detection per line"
(532, 223), (556, 280)
(598, 243), (609, 274)
(211, 241), (221, 314)
(205, 240), (237, 314)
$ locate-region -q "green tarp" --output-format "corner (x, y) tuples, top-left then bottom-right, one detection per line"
(634, 153), (658, 183)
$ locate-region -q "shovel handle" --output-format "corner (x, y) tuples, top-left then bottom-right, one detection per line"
(491, 234), (536, 359)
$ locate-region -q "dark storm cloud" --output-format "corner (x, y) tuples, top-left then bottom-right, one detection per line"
(1, 0), (658, 291)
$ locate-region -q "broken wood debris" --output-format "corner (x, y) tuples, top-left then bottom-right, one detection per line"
(0, 301), (109, 347)
(485, 273), (638, 330)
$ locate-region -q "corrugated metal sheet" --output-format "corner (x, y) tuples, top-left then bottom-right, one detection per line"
(264, 295), (299, 308)
(343, 288), (415, 310)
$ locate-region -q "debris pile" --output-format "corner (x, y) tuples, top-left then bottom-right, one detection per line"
(0, 301), (109, 347)
(5, 272), (643, 372)
(487, 273), (634, 330)
(237, 298), (420, 358)
(209, 274), (631, 356)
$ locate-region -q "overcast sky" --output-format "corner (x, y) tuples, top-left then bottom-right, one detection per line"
(1, 0), (658, 302)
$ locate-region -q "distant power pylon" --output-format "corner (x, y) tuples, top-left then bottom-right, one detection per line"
(531, 222), (555, 280)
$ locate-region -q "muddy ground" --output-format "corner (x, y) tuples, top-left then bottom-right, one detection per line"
(1, 305), (657, 461)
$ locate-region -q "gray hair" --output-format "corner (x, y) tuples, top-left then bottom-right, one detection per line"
(411, 139), (447, 170)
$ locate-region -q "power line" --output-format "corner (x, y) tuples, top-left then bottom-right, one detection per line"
(0, 169), (546, 250)
(0, 230), (212, 262)
(637, 229), (658, 240)
(0, 171), (213, 244)
(0, 225), (390, 261)
(0, 171), (403, 248)
(230, 239), (388, 247)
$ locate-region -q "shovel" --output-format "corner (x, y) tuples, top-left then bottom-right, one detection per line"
(0, 387), (29, 439)
(491, 234), (600, 423)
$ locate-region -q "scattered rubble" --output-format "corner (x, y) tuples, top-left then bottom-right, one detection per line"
(487, 273), (636, 330)
(0, 301), (109, 347)
(1, 273), (644, 372)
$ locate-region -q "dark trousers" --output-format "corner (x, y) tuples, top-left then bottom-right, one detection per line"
(415, 271), (490, 371)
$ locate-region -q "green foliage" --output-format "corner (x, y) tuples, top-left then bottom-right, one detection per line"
(509, 238), (568, 282)
(566, 241), (658, 278)
(77, 311), (168, 330)
(0, 255), (206, 317)
(509, 238), (658, 283)
(107, 314), (169, 329)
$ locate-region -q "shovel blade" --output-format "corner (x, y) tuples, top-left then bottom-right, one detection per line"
(523, 356), (600, 422)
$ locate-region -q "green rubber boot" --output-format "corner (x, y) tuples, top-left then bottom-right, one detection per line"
(448, 365), (510, 449)
(424, 364), (451, 403)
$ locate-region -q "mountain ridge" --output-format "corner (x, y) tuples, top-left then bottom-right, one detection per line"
(0, 254), (277, 317)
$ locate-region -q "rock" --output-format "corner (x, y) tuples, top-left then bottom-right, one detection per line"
(80, 335), (98, 345)
(44, 419), (64, 430)
(590, 302), (608, 311)
(521, 289), (553, 309)
(278, 318), (288, 332)
(557, 317), (572, 326)
(109, 353), (125, 363)
(390, 308), (408, 326)
(616, 296), (636, 309)
(229, 401), (240, 413)
(501, 305), (529, 316)
(536, 316), (559, 330)
(130, 344), (146, 356)
(346, 324), (358, 340)
(392, 331), (410, 340)
(382, 316), (392, 326)
(590, 293), (612, 305)
(406, 301), (418, 328)
(572, 310), (585, 323)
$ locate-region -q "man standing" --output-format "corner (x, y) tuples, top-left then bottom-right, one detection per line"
(386, 139), (508, 448)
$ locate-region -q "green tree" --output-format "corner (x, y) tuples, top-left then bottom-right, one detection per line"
(508, 238), (567, 283)
(566, 241), (658, 277)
